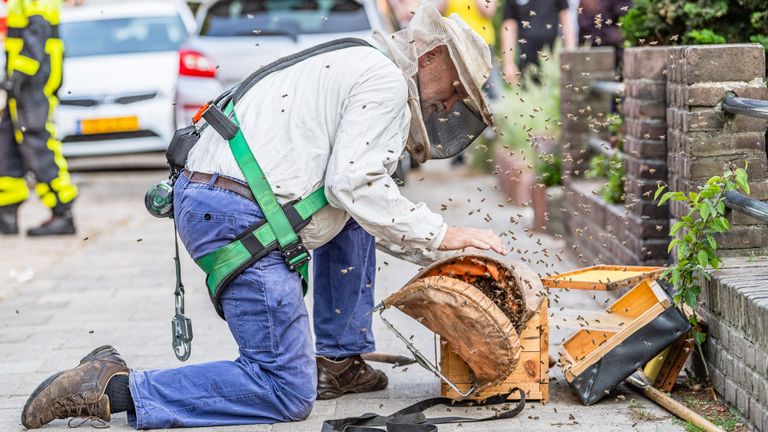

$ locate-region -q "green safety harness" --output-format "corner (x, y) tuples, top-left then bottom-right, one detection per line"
(176, 38), (375, 320)
(192, 101), (327, 317)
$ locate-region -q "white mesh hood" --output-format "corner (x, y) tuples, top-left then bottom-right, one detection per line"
(373, 2), (493, 162)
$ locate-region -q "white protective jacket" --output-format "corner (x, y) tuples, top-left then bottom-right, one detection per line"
(186, 44), (448, 263)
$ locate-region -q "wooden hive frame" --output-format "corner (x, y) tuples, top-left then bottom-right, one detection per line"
(439, 298), (549, 401)
(558, 279), (690, 405)
(560, 279), (671, 381)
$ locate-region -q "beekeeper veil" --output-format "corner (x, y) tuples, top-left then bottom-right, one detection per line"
(373, 2), (494, 163)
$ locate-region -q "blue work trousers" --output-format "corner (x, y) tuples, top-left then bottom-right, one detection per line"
(127, 172), (376, 429)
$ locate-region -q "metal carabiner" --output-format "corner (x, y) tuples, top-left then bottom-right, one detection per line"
(170, 216), (193, 362)
(172, 292), (193, 361)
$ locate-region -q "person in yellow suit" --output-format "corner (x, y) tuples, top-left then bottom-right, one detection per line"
(0, 0), (77, 236)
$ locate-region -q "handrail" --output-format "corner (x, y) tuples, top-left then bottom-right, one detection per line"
(590, 81), (624, 97)
(722, 96), (768, 119)
(588, 136), (620, 159)
(724, 191), (768, 223)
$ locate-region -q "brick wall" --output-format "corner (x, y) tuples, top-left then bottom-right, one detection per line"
(666, 44), (768, 256)
(698, 258), (768, 432)
(563, 180), (638, 265)
(622, 47), (673, 265)
(560, 47), (616, 178)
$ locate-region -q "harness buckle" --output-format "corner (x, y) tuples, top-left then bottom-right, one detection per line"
(283, 240), (310, 271)
(192, 101), (212, 124)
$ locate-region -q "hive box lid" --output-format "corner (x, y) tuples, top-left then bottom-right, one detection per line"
(541, 265), (664, 291)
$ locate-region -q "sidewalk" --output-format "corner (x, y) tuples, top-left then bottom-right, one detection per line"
(0, 158), (683, 431)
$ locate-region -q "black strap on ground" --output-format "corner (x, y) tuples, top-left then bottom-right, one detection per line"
(321, 388), (526, 432)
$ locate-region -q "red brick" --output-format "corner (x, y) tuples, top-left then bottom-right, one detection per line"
(681, 44), (766, 85)
(561, 47), (616, 73)
(624, 174), (663, 200)
(624, 98), (667, 119)
(624, 136), (667, 159)
(624, 154), (668, 180)
(626, 118), (667, 139)
(625, 79), (666, 101)
(680, 131), (765, 157)
(683, 81), (767, 107)
(681, 153), (768, 180)
(623, 46), (672, 80)
(713, 225), (768, 250)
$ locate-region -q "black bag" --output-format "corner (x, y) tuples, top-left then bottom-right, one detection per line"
(165, 125), (200, 175)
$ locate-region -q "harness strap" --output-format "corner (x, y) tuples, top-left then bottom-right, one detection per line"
(195, 187), (327, 318)
(223, 102), (312, 273)
(321, 388), (527, 432)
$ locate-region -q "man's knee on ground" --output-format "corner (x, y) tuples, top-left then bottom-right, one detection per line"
(281, 388), (315, 421)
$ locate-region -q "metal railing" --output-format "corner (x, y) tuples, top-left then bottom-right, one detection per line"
(720, 95), (768, 222)
(724, 191), (768, 224)
(590, 81), (624, 97)
(722, 96), (768, 119)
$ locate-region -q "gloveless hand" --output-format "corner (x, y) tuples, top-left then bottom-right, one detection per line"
(502, 63), (520, 86)
(438, 226), (507, 255)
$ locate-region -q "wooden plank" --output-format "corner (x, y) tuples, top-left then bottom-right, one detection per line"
(553, 309), (634, 332)
(562, 329), (616, 362)
(649, 279), (673, 308)
(565, 302), (666, 378)
(540, 298), (549, 402)
(607, 279), (662, 318)
(442, 382), (543, 400)
(542, 265), (664, 291)
(444, 351), (543, 384)
(653, 335), (694, 392)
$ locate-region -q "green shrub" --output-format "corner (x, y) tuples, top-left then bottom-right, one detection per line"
(586, 153), (625, 204)
(536, 152), (562, 187)
(620, 0), (768, 58)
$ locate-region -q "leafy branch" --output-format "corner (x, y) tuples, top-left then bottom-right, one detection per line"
(654, 165), (750, 344)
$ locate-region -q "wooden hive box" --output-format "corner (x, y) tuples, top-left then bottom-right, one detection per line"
(439, 298), (549, 401)
(558, 279), (690, 405)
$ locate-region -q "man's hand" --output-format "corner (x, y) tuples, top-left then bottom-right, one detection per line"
(502, 63), (520, 85)
(438, 226), (507, 255)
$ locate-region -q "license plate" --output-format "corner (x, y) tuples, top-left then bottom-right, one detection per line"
(79, 116), (139, 135)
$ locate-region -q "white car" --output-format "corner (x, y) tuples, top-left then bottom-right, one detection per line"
(57, 0), (224, 157)
(186, 0), (400, 88)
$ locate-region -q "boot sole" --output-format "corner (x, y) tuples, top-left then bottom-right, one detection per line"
(21, 370), (66, 429)
(317, 375), (388, 400)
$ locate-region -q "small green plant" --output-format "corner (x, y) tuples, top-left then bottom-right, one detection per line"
(586, 154), (609, 179)
(586, 153), (625, 204)
(654, 165), (751, 343)
(535, 152), (562, 187)
(672, 407), (744, 432)
(602, 162), (625, 204)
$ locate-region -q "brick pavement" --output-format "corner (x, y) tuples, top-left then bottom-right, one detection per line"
(0, 157), (683, 431)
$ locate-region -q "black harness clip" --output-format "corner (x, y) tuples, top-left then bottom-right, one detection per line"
(283, 240), (310, 271)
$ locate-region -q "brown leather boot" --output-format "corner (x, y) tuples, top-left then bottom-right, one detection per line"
(316, 355), (388, 400)
(21, 346), (129, 429)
